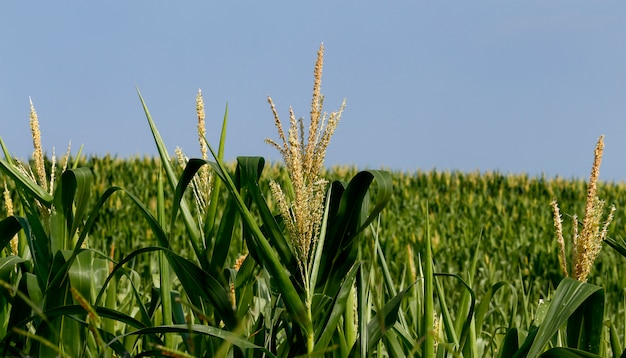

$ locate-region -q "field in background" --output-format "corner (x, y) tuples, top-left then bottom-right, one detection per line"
(4, 155), (623, 335)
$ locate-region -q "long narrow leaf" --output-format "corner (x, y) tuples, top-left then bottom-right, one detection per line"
(107, 324), (276, 357)
(526, 278), (604, 357)
(205, 147), (312, 338)
(137, 89), (203, 259)
(604, 236), (626, 259)
(236, 156), (294, 269)
(0, 159), (53, 205)
(0, 216), (23, 250)
(314, 263), (360, 350)
(352, 284), (413, 355)
(204, 104), (228, 240)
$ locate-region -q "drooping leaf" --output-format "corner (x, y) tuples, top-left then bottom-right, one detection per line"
(205, 150), (312, 338)
(164, 251), (238, 330)
(0, 256), (27, 282)
(106, 324), (276, 357)
(319, 170), (393, 296)
(604, 236), (626, 259)
(137, 88), (203, 259)
(0, 216), (22, 251)
(0, 159), (53, 205)
(540, 347), (603, 358)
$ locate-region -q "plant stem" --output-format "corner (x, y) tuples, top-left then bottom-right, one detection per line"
(157, 168), (173, 348)
(423, 203), (435, 355)
(305, 276), (315, 354)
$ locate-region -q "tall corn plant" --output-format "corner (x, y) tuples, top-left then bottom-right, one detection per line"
(0, 98), (240, 357)
(500, 135), (616, 358)
(132, 44), (410, 356)
(0, 100), (116, 356)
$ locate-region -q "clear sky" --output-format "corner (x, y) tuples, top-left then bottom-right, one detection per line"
(2, 2), (626, 181)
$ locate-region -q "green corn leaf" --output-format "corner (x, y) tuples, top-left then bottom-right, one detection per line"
(233, 255), (258, 318)
(163, 250), (238, 330)
(435, 273), (476, 353)
(606, 320), (624, 358)
(205, 147), (312, 339)
(204, 103), (228, 241)
(498, 328), (520, 358)
(0, 137), (14, 164)
(31, 250), (75, 356)
(351, 283), (413, 357)
(475, 281), (517, 335)
(47, 186), (122, 291)
(0, 216), (22, 250)
(4, 303), (152, 356)
(137, 88), (203, 261)
(540, 347), (603, 357)
(236, 156), (295, 270)
(18, 215), (51, 291)
(106, 324), (276, 357)
(314, 262), (360, 350)
(382, 329), (406, 357)
(327, 170), (392, 242)
(0, 256), (27, 281)
(46, 167), (93, 257)
(209, 195), (238, 276)
(604, 236), (626, 259)
(93, 246), (159, 326)
(434, 272), (458, 347)
(27, 304), (148, 331)
(122, 189), (169, 248)
(319, 170), (393, 297)
(57, 168), (93, 240)
(170, 158), (205, 238)
(171, 157), (236, 276)
(103, 185), (239, 329)
(0, 158), (53, 205)
(64, 250), (95, 304)
(566, 285), (604, 353)
(526, 278), (604, 358)
(356, 252), (370, 358)
(512, 325), (539, 358)
(309, 183), (332, 297)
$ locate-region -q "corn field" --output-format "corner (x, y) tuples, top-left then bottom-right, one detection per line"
(0, 45), (625, 357)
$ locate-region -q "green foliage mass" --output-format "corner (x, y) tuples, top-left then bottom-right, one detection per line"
(4, 158), (623, 325)
(1, 153), (625, 356)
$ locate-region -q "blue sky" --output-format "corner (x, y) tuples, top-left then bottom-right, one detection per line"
(1, 2), (626, 181)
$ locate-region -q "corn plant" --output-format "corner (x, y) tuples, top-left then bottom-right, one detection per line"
(129, 43), (412, 356)
(0, 101), (118, 356)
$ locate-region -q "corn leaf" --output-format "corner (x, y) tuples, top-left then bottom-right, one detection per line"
(319, 170), (393, 297)
(351, 283), (413, 356)
(540, 347), (602, 357)
(235, 156), (296, 272)
(0, 216), (22, 250)
(0, 256), (27, 281)
(107, 323), (275, 357)
(137, 88), (203, 261)
(205, 149), (312, 339)
(526, 278), (604, 357)
(314, 262), (360, 350)
(604, 236), (626, 259)
(0, 159), (53, 205)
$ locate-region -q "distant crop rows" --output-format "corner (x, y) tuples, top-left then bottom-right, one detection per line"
(5, 155), (623, 325)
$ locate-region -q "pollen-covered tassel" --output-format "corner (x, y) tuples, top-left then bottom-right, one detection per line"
(29, 98), (48, 192)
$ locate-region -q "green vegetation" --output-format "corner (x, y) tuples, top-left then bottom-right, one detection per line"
(0, 45), (625, 357)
